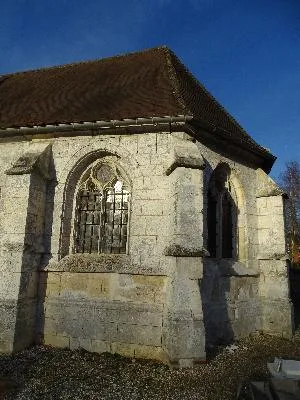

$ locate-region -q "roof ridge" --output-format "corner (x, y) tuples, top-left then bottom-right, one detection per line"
(0, 45), (168, 79)
(161, 47), (193, 116)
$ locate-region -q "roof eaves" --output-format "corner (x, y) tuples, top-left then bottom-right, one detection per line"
(0, 115), (194, 137)
(190, 117), (276, 170)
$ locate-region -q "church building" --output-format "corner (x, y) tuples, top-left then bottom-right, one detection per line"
(0, 47), (292, 367)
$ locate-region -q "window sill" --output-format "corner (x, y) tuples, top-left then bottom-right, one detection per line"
(44, 253), (130, 273)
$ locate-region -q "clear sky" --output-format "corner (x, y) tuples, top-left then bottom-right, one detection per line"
(1, 0), (299, 180)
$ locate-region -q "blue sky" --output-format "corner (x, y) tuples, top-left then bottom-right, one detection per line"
(1, 0), (299, 180)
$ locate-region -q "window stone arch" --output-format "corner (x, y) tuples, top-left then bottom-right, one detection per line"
(207, 163), (239, 259)
(59, 153), (131, 259)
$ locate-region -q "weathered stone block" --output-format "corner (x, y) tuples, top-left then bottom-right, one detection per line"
(90, 339), (111, 353)
(144, 216), (168, 236)
(142, 176), (169, 190)
(0, 272), (22, 299)
(156, 133), (170, 155)
(261, 299), (293, 338)
(44, 317), (58, 335)
(111, 342), (135, 358)
(134, 344), (167, 362)
(164, 319), (205, 360)
(89, 320), (118, 341)
(258, 214), (285, 230)
(0, 338), (14, 353)
(140, 200), (164, 216)
(117, 323), (162, 346)
(44, 333), (69, 348)
(260, 276), (289, 299)
(60, 273), (87, 294)
(45, 281), (61, 297)
(119, 309), (162, 326)
(175, 257), (203, 279)
(132, 274), (166, 287)
(70, 337), (93, 352)
(118, 283), (160, 304)
(86, 273), (111, 298)
(258, 260), (288, 276)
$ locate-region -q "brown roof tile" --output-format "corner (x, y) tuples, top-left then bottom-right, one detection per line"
(0, 46), (274, 167)
(0, 47), (183, 128)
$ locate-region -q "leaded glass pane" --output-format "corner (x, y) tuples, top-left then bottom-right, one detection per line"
(74, 162), (129, 254)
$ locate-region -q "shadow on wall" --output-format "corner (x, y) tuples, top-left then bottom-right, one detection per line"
(200, 160), (236, 350)
(200, 259), (234, 352)
(12, 155), (56, 351)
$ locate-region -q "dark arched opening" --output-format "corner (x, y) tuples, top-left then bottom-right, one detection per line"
(207, 164), (237, 259)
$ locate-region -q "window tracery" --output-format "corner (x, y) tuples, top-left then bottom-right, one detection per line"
(73, 160), (129, 254)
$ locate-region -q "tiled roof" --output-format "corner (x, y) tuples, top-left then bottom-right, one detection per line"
(0, 46), (274, 166)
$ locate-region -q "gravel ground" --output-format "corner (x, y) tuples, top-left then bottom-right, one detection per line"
(1, 334), (300, 400)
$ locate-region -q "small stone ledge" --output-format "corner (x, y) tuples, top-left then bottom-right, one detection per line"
(6, 152), (40, 175)
(43, 253), (169, 275)
(256, 189), (285, 197)
(5, 144), (52, 179)
(165, 145), (205, 175)
(164, 244), (207, 257)
(257, 253), (289, 261)
(256, 168), (286, 198)
(44, 253), (131, 273)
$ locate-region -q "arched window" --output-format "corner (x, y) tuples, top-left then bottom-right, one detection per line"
(73, 160), (130, 254)
(207, 165), (237, 259)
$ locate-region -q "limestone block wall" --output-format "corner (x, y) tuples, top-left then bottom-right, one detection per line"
(46, 132), (171, 268)
(163, 257), (204, 366)
(0, 143), (50, 352)
(0, 126), (291, 361)
(38, 255), (167, 361)
(199, 142), (259, 265)
(199, 141), (263, 343)
(31, 130), (206, 365)
(256, 172), (293, 337)
(166, 165), (203, 253)
(198, 142), (292, 343)
(161, 137), (206, 365)
(256, 195), (286, 258)
(201, 259), (260, 345)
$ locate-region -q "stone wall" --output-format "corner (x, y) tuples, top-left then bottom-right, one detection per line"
(256, 172), (293, 337)
(201, 259), (260, 346)
(198, 142), (293, 344)
(0, 130), (206, 366)
(38, 254), (168, 362)
(0, 128), (292, 363)
(0, 144), (51, 352)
